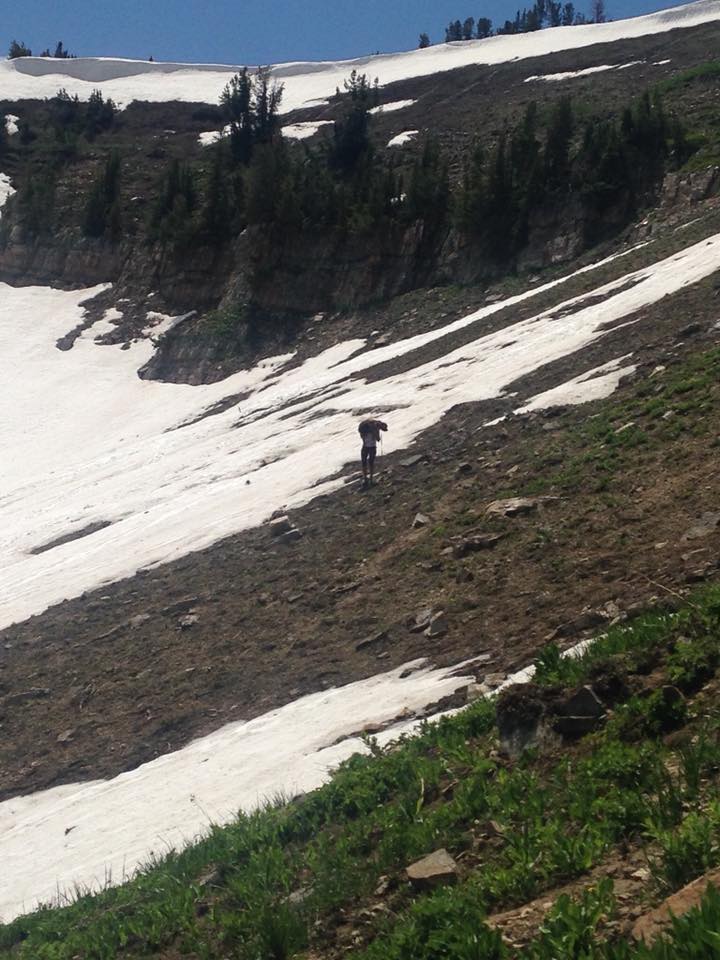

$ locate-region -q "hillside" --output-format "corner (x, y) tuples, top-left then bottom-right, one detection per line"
(5, 3), (720, 955)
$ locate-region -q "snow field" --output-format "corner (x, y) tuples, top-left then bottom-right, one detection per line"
(0, 659), (476, 922)
(4, 234), (720, 632)
(0, 0), (717, 110)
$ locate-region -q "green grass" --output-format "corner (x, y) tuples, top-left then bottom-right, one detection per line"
(5, 583), (720, 958)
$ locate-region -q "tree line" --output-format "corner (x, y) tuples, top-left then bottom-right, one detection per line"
(419, 0), (605, 46)
(8, 39), (76, 58)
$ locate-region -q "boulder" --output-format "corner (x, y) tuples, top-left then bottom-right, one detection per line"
(424, 612), (448, 639)
(269, 515), (293, 536)
(356, 629), (388, 652)
(410, 607), (436, 633)
(279, 528), (303, 544)
(683, 512), (720, 541)
(555, 685), (605, 719)
(632, 867), (720, 945)
(486, 497), (544, 518)
(496, 683), (559, 759)
(454, 533), (503, 557)
(406, 849), (458, 890)
(412, 513), (432, 529)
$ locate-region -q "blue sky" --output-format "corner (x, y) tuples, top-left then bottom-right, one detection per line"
(3, 0), (683, 64)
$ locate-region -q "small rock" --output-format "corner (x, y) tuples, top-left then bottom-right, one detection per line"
(554, 714), (603, 737)
(486, 497), (544, 518)
(6, 687), (51, 704)
(455, 462), (473, 477)
(375, 875), (391, 896)
(269, 515), (293, 536)
(412, 513), (432, 529)
(466, 682), (485, 703)
(129, 614), (151, 628)
(406, 849), (458, 890)
(454, 533), (503, 557)
(410, 607), (436, 633)
(356, 630), (388, 651)
(483, 673), (507, 690)
(683, 512), (720, 541)
(400, 455), (423, 468)
(424, 612), (448, 639)
(179, 614), (199, 629)
(615, 421), (636, 434)
(279, 528), (303, 544)
(56, 728), (75, 744)
(288, 884), (313, 906)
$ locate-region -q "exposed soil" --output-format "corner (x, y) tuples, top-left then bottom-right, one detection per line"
(3, 239), (720, 802)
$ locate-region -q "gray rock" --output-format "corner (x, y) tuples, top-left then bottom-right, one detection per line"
(280, 528), (303, 544)
(424, 612), (448, 639)
(129, 613), (151, 629)
(554, 714), (603, 737)
(466, 682), (486, 703)
(6, 687), (51, 705)
(406, 849), (458, 890)
(410, 607), (436, 633)
(269, 515), (293, 536)
(683, 512), (720, 541)
(356, 630), (388, 651)
(400, 455), (423, 468)
(486, 497), (542, 518)
(412, 513), (432, 529)
(556, 685), (605, 719)
(454, 533), (503, 557)
(179, 613), (199, 629)
(455, 462), (473, 477)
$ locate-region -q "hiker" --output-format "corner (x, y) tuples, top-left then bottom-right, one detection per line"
(358, 418), (388, 487)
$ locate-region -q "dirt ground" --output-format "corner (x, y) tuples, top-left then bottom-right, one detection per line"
(3, 225), (720, 802)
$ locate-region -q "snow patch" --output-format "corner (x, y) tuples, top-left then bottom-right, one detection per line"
(198, 124), (231, 146)
(0, 173), (16, 217)
(515, 355), (637, 412)
(4, 114), (19, 135)
(0, 658), (475, 922)
(281, 119), (334, 140)
(388, 130), (418, 147)
(369, 98), (417, 114)
(525, 60), (647, 82)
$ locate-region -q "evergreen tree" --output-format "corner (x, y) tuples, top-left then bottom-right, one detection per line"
(445, 20), (463, 41)
(476, 17), (493, 37)
(84, 89), (117, 139)
(83, 151), (121, 238)
(544, 96), (574, 190)
(418, 32), (431, 48)
(201, 144), (234, 241)
(330, 71), (378, 175)
(8, 40), (32, 58)
(590, 0), (606, 21)
(150, 159), (197, 245)
(561, 2), (575, 24)
(462, 16), (476, 39)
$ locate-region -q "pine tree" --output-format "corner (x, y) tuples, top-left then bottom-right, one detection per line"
(83, 151), (121, 238)
(590, 0), (606, 21)
(462, 17), (476, 39)
(8, 40), (32, 58)
(418, 32), (431, 48)
(544, 96), (574, 190)
(476, 17), (493, 38)
(201, 144), (233, 241)
(561, 2), (575, 24)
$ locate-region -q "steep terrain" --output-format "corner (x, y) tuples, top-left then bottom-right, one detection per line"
(5, 4), (720, 953)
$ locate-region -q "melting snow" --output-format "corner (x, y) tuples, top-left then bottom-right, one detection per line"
(198, 123), (231, 146)
(4, 114), (19, 135)
(281, 119), (334, 139)
(388, 130), (418, 147)
(0, 659), (475, 922)
(4, 235), (720, 630)
(0, 173), (15, 216)
(515, 355), (637, 412)
(525, 59), (650, 82)
(369, 98), (417, 114)
(0, 1), (715, 109)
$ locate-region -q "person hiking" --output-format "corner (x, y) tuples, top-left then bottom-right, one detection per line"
(358, 418), (388, 487)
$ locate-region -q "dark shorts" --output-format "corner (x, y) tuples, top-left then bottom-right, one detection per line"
(361, 445), (377, 467)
